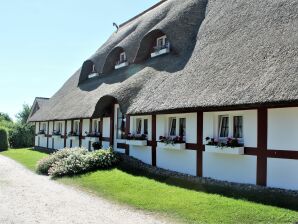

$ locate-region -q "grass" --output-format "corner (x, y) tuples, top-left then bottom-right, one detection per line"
(0, 148), (47, 171)
(1, 148), (298, 223)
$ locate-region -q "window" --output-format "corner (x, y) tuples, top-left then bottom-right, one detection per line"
(219, 116), (229, 138)
(144, 119), (148, 135)
(179, 118), (186, 138)
(74, 121), (80, 134)
(136, 118), (142, 134)
(156, 35), (168, 48)
(56, 122), (62, 133)
(93, 120), (98, 133)
(116, 108), (126, 139)
(169, 117), (177, 136)
(92, 64), (96, 73)
(119, 52), (126, 63)
(42, 123), (47, 132)
(233, 116), (243, 138)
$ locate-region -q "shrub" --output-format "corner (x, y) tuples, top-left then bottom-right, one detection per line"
(0, 128), (8, 151)
(9, 123), (35, 148)
(36, 147), (118, 177)
(92, 142), (101, 150)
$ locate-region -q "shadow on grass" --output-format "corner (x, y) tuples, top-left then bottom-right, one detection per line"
(117, 161), (298, 212)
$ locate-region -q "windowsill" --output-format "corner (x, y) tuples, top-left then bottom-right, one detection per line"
(116, 139), (126, 144)
(115, 62), (129, 70)
(88, 73), (99, 79)
(151, 48), (170, 58)
(205, 145), (244, 155)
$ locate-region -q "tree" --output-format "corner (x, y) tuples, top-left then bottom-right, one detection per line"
(16, 104), (31, 124)
(8, 103), (35, 148)
(0, 112), (12, 122)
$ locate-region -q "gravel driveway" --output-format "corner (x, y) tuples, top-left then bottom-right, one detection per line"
(0, 155), (170, 224)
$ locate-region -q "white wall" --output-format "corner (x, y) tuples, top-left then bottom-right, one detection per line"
(203, 110), (257, 147)
(53, 137), (64, 150)
(157, 148), (197, 176)
(268, 107), (298, 151)
(35, 136), (39, 146)
(40, 136), (47, 148)
(102, 118), (110, 138)
(203, 153), (257, 184)
(267, 158), (298, 190)
(129, 146), (152, 165)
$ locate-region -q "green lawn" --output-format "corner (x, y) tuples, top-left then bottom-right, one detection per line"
(1, 148), (298, 223)
(0, 148), (47, 171)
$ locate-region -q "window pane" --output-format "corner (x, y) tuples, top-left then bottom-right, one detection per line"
(136, 119), (142, 134)
(116, 108), (126, 139)
(233, 116), (243, 138)
(179, 118), (186, 137)
(219, 116), (229, 137)
(169, 118), (176, 136)
(144, 119), (148, 135)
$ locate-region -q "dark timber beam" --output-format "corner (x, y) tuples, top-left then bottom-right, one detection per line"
(257, 108), (268, 186)
(151, 115), (157, 166)
(197, 111), (203, 177)
(64, 120), (67, 148)
(79, 118), (83, 147)
(125, 115), (130, 155)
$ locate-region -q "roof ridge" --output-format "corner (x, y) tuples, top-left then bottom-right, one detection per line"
(119, 0), (168, 28)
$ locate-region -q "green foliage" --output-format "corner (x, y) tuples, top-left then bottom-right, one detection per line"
(0, 128), (9, 151)
(0, 112), (12, 122)
(37, 148), (118, 177)
(8, 123), (35, 148)
(16, 104), (31, 124)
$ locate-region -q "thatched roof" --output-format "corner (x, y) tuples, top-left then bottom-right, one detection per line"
(28, 0), (298, 122)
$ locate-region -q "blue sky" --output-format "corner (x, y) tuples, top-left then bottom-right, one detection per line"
(0, 0), (159, 120)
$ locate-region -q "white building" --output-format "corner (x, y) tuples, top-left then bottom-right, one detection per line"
(28, 0), (298, 191)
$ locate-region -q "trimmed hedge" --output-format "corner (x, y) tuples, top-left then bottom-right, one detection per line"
(0, 128), (8, 151)
(37, 147), (118, 177)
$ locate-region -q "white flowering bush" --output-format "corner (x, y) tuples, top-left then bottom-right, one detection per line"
(36, 147), (118, 177)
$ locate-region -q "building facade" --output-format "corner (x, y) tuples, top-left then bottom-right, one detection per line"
(28, 0), (298, 191)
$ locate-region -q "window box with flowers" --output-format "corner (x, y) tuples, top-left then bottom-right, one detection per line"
(205, 137), (244, 155)
(37, 130), (46, 136)
(68, 131), (79, 141)
(52, 130), (62, 139)
(151, 35), (170, 58)
(157, 136), (186, 150)
(85, 131), (101, 142)
(126, 133), (148, 146)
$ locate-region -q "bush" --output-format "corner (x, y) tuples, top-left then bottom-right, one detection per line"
(8, 123), (35, 148)
(0, 128), (8, 151)
(36, 147), (118, 177)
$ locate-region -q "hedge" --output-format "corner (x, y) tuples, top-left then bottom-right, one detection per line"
(0, 128), (8, 151)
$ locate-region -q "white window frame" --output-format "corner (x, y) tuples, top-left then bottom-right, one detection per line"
(42, 123), (47, 132)
(132, 117), (149, 136)
(217, 114), (244, 142)
(218, 115), (229, 139)
(93, 120), (98, 133)
(119, 52), (126, 63)
(56, 122), (63, 133)
(167, 116), (186, 139)
(156, 35), (167, 48)
(74, 121), (80, 134)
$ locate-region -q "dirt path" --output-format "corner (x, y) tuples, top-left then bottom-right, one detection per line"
(0, 155), (170, 224)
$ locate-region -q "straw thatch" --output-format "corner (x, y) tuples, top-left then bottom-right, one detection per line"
(28, 0), (298, 122)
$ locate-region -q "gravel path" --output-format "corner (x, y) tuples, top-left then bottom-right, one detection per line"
(0, 155), (170, 224)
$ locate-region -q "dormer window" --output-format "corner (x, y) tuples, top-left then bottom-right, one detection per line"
(88, 64), (99, 79)
(151, 35), (170, 58)
(115, 52), (129, 70)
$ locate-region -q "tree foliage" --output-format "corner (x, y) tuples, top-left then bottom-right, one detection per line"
(0, 128), (8, 151)
(0, 103), (35, 148)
